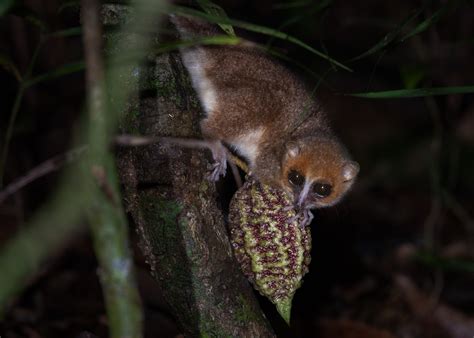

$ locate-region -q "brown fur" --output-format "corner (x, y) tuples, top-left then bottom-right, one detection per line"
(172, 15), (358, 208)
(280, 136), (356, 207)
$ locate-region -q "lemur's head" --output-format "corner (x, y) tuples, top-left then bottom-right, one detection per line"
(279, 136), (359, 210)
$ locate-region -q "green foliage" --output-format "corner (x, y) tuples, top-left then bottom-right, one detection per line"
(0, 43), (84, 186)
(25, 61), (85, 87)
(350, 1), (458, 62)
(0, 2), (168, 333)
(197, 0), (235, 36)
(0, 0), (15, 16)
(170, 5), (352, 72)
(349, 8), (423, 62)
(399, 3), (453, 42)
(0, 53), (21, 82)
(349, 86), (474, 98)
(400, 65), (425, 89)
(0, 7), (86, 187)
(48, 26), (82, 38)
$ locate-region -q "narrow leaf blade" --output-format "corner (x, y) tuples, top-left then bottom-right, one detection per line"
(348, 86), (474, 99)
(196, 0), (236, 36)
(48, 26), (82, 39)
(0, 53), (22, 82)
(350, 8), (422, 62)
(170, 6), (352, 72)
(25, 61), (85, 88)
(400, 3), (452, 42)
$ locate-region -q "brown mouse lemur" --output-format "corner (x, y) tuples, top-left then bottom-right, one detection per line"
(171, 15), (359, 222)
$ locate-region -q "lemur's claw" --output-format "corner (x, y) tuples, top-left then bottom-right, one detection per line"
(207, 141), (227, 182)
(290, 208), (314, 228)
(207, 160), (227, 181)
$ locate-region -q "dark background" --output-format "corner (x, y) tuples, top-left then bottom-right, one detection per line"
(1, 0), (473, 337)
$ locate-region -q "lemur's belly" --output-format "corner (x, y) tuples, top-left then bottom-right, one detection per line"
(228, 127), (265, 165)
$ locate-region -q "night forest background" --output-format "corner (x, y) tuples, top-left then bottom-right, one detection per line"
(0, 0), (474, 337)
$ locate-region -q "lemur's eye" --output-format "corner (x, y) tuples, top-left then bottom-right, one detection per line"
(288, 170), (304, 187)
(313, 182), (332, 197)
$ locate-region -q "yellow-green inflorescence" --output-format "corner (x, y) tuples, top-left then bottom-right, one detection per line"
(229, 177), (312, 324)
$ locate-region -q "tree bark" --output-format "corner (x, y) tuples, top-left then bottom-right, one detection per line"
(105, 4), (275, 337)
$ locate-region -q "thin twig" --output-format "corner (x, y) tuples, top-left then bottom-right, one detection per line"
(0, 146), (86, 204)
(116, 134), (211, 148)
(116, 134), (249, 178)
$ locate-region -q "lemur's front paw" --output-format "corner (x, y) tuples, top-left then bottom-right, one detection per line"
(289, 208), (314, 228)
(207, 141), (227, 181)
(298, 208), (314, 228)
(207, 159), (227, 181)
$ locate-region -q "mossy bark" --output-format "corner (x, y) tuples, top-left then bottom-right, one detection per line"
(105, 5), (274, 337)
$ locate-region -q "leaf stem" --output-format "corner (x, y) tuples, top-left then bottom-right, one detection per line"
(0, 36), (44, 188)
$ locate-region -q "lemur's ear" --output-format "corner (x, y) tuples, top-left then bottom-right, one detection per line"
(285, 141), (300, 158)
(170, 15), (221, 115)
(342, 161), (360, 181)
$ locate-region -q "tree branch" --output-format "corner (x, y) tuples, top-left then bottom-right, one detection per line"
(81, 0), (144, 336)
(111, 6), (274, 335)
(0, 146), (86, 205)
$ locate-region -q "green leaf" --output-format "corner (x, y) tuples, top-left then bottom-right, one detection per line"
(196, 0), (236, 36)
(400, 65), (425, 89)
(350, 2), (458, 61)
(110, 35), (241, 66)
(26, 38), (237, 91)
(399, 4), (450, 42)
(0, 53), (22, 82)
(0, 0), (15, 16)
(349, 8), (422, 62)
(170, 6), (352, 72)
(48, 26), (82, 39)
(272, 0), (332, 32)
(348, 86), (474, 99)
(24, 61), (85, 88)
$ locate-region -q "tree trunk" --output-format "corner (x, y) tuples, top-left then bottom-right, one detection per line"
(105, 4), (275, 337)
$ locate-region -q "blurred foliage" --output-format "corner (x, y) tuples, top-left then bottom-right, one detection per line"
(0, 0), (473, 336)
